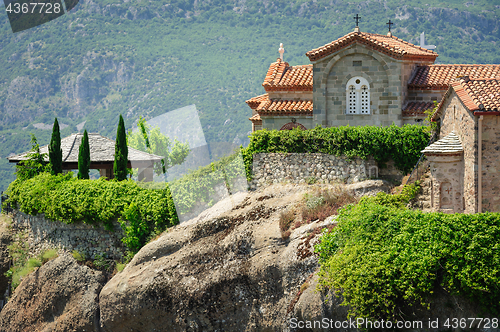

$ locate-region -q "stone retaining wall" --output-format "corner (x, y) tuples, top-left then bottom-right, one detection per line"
(11, 210), (125, 260)
(251, 153), (402, 188)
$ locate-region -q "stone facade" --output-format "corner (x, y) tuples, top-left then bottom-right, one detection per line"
(250, 153), (402, 187)
(312, 44), (430, 127)
(430, 77), (500, 213)
(438, 92), (478, 213)
(11, 210), (126, 259)
(261, 115), (313, 131)
(480, 116), (500, 212)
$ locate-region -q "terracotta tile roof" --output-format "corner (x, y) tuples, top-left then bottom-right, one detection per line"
(454, 77), (500, 112)
(422, 131), (463, 154)
(432, 77), (500, 120)
(246, 94), (268, 109)
(258, 99), (313, 115)
(402, 101), (436, 117)
(409, 64), (500, 90)
(8, 133), (163, 163)
(246, 94), (312, 116)
(306, 31), (438, 62)
(262, 59), (313, 91)
(249, 113), (262, 123)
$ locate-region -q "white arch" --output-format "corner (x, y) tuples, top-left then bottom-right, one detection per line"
(346, 76), (370, 115)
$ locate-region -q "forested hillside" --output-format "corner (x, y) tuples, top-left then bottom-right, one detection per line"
(0, 0), (499, 191)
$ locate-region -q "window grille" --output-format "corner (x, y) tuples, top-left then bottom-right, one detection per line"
(345, 77), (370, 114)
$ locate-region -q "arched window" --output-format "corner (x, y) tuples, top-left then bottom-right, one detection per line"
(346, 77), (370, 114)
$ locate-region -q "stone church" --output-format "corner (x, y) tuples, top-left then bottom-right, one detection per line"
(246, 24), (500, 214)
(246, 26), (500, 132)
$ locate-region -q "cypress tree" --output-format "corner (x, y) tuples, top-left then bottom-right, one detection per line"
(49, 118), (63, 175)
(113, 115), (128, 181)
(77, 130), (90, 179)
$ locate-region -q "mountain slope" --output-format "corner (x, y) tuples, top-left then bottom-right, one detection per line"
(0, 0), (499, 190)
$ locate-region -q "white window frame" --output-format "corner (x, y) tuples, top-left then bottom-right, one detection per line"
(346, 77), (370, 115)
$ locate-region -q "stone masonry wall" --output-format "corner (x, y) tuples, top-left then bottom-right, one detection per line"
(479, 115), (500, 212)
(251, 153), (402, 188)
(11, 210), (126, 260)
(440, 92), (478, 213)
(313, 44), (402, 127)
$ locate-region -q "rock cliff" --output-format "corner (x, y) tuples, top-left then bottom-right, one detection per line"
(1, 182), (497, 332)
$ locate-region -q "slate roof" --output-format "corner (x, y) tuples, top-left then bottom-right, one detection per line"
(306, 31), (438, 62)
(409, 64), (500, 90)
(8, 133), (163, 164)
(262, 59), (313, 91)
(421, 131), (463, 154)
(402, 101), (436, 117)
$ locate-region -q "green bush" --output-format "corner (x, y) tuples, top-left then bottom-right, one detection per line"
(5, 173), (178, 252)
(315, 194), (500, 320)
(242, 125), (430, 181)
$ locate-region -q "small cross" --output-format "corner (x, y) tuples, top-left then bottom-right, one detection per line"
(362, 86), (368, 91)
(445, 187), (452, 195)
(386, 20), (394, 32)
(350, 86), (355, 91)
(354, 14), (361, 26)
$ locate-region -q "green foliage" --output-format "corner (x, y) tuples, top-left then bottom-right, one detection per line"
(243, 125), (430, 180)
(0, 0), (499, 192)
(315, 190), (500, 320)
(424, 101), (440, 136)
(5, 242), (55, 291)
(114, 115), (129, 181)
(5, 173), (178, 252)
(72, 250), (86, 262)
(365, 181), (421, 209)
(93, 253), (112, 271)
(77, 130), (90, 180)
(168, 151), (247, 214)
(116, 262), (126, 272)
(127, 117), (190, 176)
(15, 134), (50, 181)
(49, 118), (63, 175)
(41, 249), (58, 263)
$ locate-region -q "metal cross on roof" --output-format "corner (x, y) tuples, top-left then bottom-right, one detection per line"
(386, 19), (394, 32)
(354, 14), (361, 26)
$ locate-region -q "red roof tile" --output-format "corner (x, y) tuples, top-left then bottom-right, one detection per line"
(262, 59), (313, 91)
(258, 99), (313, 115)
(402, 101), (436, 117)
(306, 31), (438, 62)
(246, 94), (268, 109)
(246, 94), (312, 116)
(409, 64), (500, 90)
(432, 77), (500, 120)
(249, 113), (262, 123)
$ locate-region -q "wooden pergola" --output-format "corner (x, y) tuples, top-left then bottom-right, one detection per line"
(8, 133), (163, 181)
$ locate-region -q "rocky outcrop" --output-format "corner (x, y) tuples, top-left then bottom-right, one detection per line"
(99, 184), (334, 331)
(0, 254), (105, 332)
(0, 217), (12, 304)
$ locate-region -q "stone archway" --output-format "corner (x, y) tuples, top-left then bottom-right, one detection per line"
(280, 122), (307, 130)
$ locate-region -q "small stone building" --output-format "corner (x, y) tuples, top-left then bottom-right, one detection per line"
(247, 26), (500, 131)
(426, 77), (500, 213)
(8, 133), (163, 181)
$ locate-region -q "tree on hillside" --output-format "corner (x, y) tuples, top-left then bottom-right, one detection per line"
(127, 117), (190, 176)
(114, 115), (128, 181)
(77, 130), (90, 180)
(49, 118), (63, 175)
(15, 134), (50, 181)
